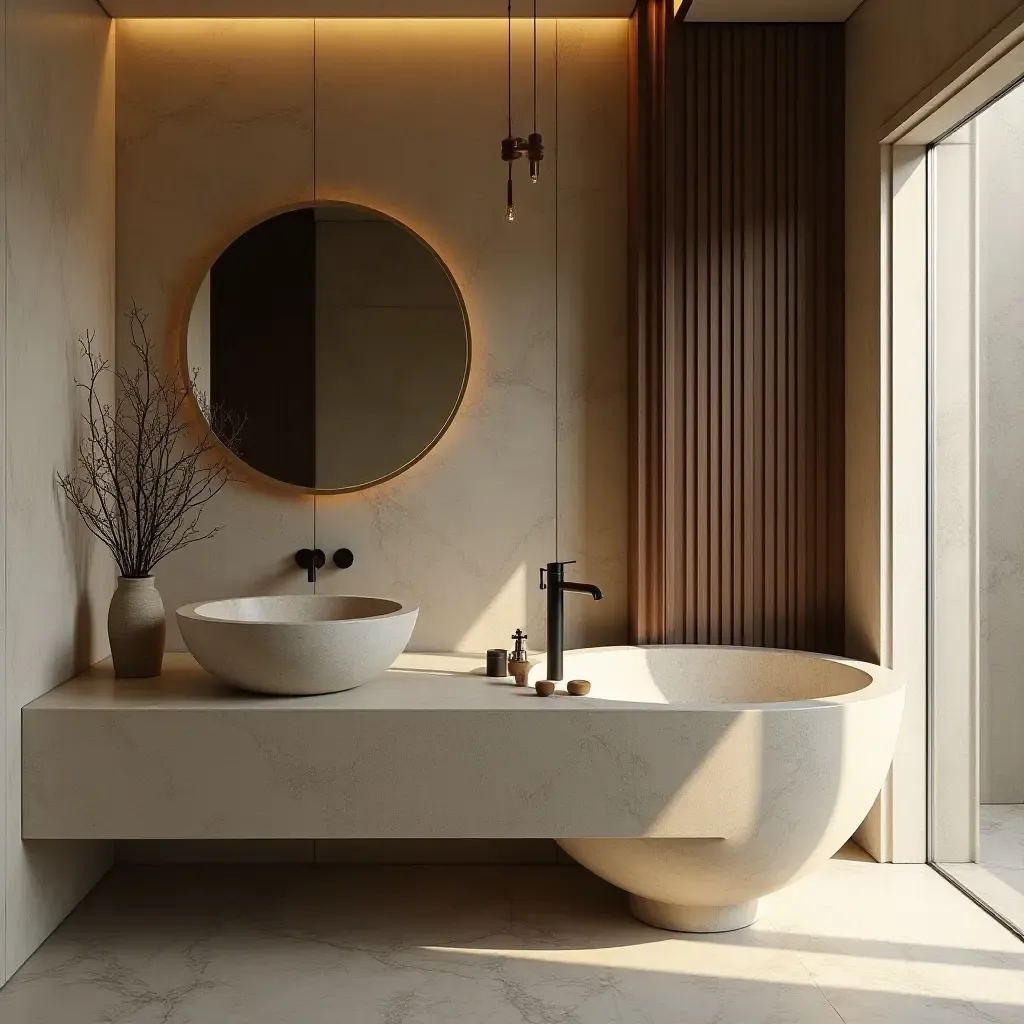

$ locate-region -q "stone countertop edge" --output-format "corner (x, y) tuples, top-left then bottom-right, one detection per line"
(23, 650), (898, 714)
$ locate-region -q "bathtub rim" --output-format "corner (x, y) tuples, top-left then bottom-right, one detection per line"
(542, 644), (905, 712)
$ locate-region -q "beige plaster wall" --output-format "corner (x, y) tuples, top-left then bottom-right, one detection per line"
(116, 18), (628, 656)
(1, 0), (116, 983)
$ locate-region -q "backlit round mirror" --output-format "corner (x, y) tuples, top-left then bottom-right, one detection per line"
(185, 203), (470, 492)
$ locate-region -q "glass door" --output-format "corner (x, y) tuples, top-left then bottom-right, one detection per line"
(928, 80), (1024, 938)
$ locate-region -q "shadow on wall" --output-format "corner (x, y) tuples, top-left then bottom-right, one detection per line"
(57, 344), (105, 675)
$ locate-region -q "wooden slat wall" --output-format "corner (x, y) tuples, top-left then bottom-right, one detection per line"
(630, 15), (845, 653)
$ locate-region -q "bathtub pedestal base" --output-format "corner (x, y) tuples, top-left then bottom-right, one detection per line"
(629, 896), (758, 933)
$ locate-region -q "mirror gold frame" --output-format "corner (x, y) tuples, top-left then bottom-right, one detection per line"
(178, 200), (472, 496)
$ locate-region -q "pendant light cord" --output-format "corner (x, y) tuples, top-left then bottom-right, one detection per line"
(508, 0), (513, 138)
(533, 0), (537, 132)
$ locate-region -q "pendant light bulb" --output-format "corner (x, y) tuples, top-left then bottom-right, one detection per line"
(505, 176), (516, 222)
(506, 204), (517, 222)
(527, 133), (543, 184)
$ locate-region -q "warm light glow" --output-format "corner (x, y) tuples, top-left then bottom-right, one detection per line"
(117, 17), (313, 36)
(116, 17), (615, 28)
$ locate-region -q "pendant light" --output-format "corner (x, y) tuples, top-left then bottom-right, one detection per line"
(501, 0), (544, 222)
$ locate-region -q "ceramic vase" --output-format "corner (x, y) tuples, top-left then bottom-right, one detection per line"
(108, 576), (165, 678)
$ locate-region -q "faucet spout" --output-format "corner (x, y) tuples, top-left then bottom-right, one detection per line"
(561, 582), (603, 601)
(295, 548), (326, 584)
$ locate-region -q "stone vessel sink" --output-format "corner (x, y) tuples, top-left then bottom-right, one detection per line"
(176, 596), (418, 696)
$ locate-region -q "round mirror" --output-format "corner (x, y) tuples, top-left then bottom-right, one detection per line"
(185, 203), (470, 492)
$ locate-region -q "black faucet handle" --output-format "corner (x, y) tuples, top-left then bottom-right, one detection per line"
(541, 560), (577, 590)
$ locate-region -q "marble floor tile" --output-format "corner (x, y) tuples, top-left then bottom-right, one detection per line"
(981, 804), (1024, 869)
(1, 851), (1022, 1023)
(763, 852), (1024, 1024)
(941, 804), (1024, 938)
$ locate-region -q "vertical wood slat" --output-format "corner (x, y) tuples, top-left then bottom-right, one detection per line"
(682, 15), (698, 644)
(630, 15), (845, 654)
(709, 26), (722, 645)
(720, 27), (733, 645)
(793, 33), (805, 650)
(627, 0), (668, 642)
(763, 27), (778, 647)
(746, 26), (763, 648)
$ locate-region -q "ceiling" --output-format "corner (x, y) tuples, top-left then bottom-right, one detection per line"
(101, 0), (864, 18)
(686, 0), (862, 19)
(101, 1), (636, 14)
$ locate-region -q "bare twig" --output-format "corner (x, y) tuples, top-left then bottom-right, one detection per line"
(57, 305), (242, 578)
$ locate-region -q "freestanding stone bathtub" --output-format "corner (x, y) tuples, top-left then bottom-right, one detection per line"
(544, 646), (905, 933)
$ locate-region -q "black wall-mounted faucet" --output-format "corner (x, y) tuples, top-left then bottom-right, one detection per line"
(295, 548), (326, 584)
(540, 560), (603, 682)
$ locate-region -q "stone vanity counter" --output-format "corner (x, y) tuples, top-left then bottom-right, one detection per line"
(22, 651), (870, 842)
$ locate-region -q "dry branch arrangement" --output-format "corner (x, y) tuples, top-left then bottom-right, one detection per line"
(57, 304), (240, 579)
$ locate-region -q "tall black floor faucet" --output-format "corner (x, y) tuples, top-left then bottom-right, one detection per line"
(540, 560), (603, 681)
